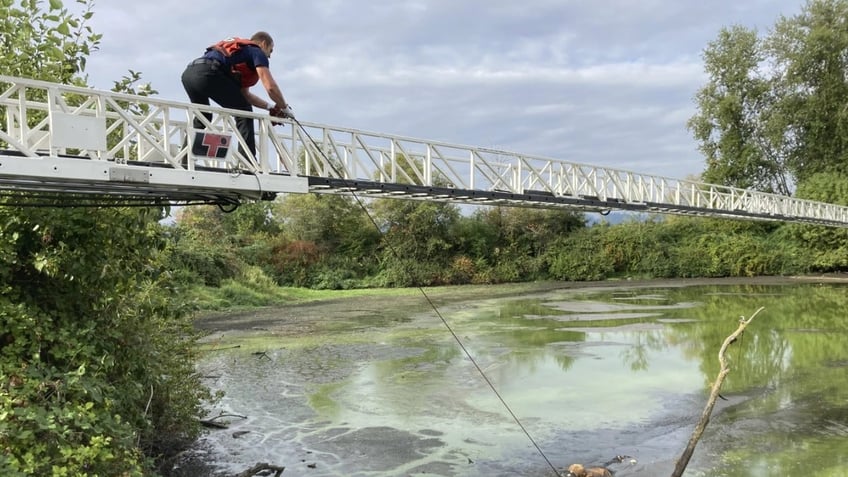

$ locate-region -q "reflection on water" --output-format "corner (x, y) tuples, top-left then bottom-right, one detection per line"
(193, 282), (848, 477)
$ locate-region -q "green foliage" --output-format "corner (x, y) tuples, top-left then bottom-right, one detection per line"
(785, 173), (848, 270)
(690, 0), (848, 191)
(0, 0), (101, 83)
(372, 198), (461, 286)
(768, 0), (848, 182)
(544, 228), (615, 281)
(0, 2), (213, 474)
(0, 201), (213, 475)
(165, 228), (241, 287)
(688, 25), (790, 193)
(275, 193), (380, 260)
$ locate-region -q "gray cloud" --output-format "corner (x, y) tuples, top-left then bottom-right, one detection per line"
(74, 0), (804, 180)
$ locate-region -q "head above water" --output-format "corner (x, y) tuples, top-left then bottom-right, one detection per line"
(250, 31), (274, 58)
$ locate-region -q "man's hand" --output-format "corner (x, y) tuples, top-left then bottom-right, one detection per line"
(269, 105), (295, 120)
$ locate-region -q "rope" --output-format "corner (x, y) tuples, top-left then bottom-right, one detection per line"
(290, 117), (562, 476)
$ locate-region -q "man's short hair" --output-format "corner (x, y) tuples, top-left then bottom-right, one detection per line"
(251, 31), (274, 46)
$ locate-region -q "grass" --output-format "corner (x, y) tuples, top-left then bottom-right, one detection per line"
(183, 263), (660, 315)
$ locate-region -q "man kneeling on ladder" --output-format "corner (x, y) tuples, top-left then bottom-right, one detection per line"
(181, 31), (294, 160)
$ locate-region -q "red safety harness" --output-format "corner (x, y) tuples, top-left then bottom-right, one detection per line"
(207, 38), (261, 88)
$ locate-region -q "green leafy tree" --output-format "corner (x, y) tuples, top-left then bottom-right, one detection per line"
(273, 193), (380, 288)
(0, 204), (214, 476)
(691, 0), (848, 192)
(0, 0), (101, 83)
(466, 206), (585, 282)
(768, 0), (848, 182)
(688, 25), (790, 193)
(787, 173), (848, 270)
(372, 197), (461, 286)
(1, 1), (213, 475)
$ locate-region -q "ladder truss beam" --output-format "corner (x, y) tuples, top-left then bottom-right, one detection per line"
(1, 75), (847, 226)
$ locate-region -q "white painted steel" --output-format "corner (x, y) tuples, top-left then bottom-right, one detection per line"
(1, 75), (848, 226)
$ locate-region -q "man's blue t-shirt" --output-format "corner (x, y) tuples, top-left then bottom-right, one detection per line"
(204, 44), (269, 70)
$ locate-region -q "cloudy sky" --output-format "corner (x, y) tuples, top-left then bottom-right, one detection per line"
(74, 0), (805, 180)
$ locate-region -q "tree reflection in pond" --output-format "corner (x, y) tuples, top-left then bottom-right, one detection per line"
(194, 281), (848, 477)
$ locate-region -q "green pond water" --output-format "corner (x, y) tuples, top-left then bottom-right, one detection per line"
(192, 280), (848, 477)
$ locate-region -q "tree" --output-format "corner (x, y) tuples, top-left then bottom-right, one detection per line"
(271, 193), (381, 288)
(767, 0), (848, 182)
(372, 196), (461, 286)
(689, 0), (848, 193)
(0, 0), (100, 84)
(0, 1), (212, 475)
(688, 25), (790, 194)
(466, 206), (586, 282)
(275, 193), (378, 256)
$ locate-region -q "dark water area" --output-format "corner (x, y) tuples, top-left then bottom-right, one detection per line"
(184, 279), (848, 477)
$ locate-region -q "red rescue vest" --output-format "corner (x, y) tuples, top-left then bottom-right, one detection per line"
(207, 37), (261, 88)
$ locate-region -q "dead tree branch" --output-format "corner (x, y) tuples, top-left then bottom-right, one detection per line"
(671, 306), (764, 477)
(233, 462), (285, 477)
(199, 412), (248, 429)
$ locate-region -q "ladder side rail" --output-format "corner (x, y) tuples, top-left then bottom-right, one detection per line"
(714, 187), (733, 213)
(220, 113), (259, 172)
(109, 102), (173, 164)
(555, 163), (572, 197)
(730, 188), (746, 211)
(419, 144), (469, 190)
(324, 132), (364, 180)
(304, 124), (340, 177)
(255, 117), (273, 173)
(339, 130), (383, 180)
(674, 180), (693, 209)
(627, 174), (654, 204)
(703, 184), (720, 211)
(255, 117), (297, 173)
(568, 164), (591, 198)
(260, 115), (298, 175)
(594, 165), (613, 200)
(604, 170), (633, 202)
(45, 87), (65, 157)
(350, 132), (386, 180)
(356, 133), (395, 182)
(474, 150), (515, 192)
(321, 126), (343, 178)
(583, 166), (600, 198)
(751, 192), (773, 216)
(321, 128), (350, 177)
(625, 171), (657, 203)
(7, 75), (848, 225)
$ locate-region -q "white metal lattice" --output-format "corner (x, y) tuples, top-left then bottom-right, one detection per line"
(1, 75), (848, 226)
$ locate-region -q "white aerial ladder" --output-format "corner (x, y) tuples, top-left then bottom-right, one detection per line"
(2, 75), (848, 227)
